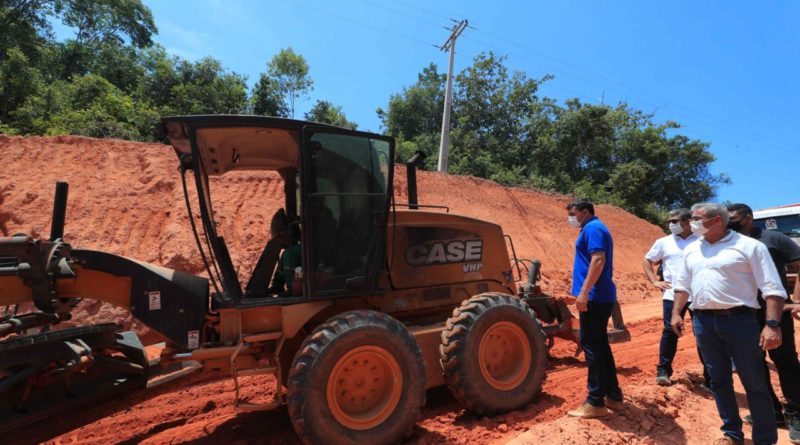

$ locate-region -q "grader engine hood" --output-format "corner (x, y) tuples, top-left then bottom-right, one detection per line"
(387, 210), (513, 290)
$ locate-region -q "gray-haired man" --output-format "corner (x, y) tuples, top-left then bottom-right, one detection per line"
(671, 202), (786, 445)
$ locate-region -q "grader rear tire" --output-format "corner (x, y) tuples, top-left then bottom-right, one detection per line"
(287, 310), (426, 445)
(440, 293), (547, 415)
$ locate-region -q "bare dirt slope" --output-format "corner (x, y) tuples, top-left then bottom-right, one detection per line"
(0, 134), (661, 298)
(2, 135), (792, 444)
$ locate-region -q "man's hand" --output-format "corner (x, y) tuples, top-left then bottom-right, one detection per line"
(760, 326), (782, 351)
(575, 293), (589, 312)
(652, 280), (672, 291)
(670, 313), (684, 337)
(787, 304), (800, 320)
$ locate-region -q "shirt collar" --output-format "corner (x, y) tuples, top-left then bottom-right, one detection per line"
(581, 215), (599, 229)
(673, 232), (698, 242)
(702, 230), (736, 245)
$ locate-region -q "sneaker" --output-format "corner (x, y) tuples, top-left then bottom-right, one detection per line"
(605, 397), (624, 411)
(656, 374), (671, 386)
(567, 402), (609, 418)
(743, 413), (786, 428)
(784, 415), (800, 443)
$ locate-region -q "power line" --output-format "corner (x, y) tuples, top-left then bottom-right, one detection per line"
(362, 0), (448, 30)
(456, 33), (798, 157)
(281, 0), (438, 50)
(391, 0), (458, 22)
(464, 25), (797, 154)
(376, 2), (795, 155)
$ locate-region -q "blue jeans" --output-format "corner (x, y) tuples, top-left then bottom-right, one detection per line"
(658, 300), (711, 384)
(693, 311), (777, 445)
(580, 301), (622, 407)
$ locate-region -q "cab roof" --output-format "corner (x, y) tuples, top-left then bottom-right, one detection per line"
(160, 115), (342, 175)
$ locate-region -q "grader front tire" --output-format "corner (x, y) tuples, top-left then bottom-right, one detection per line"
(440, 293), (548, 415)
(287, 310), (426, 445)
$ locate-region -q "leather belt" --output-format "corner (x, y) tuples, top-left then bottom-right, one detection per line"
(693, 306), (755, 316)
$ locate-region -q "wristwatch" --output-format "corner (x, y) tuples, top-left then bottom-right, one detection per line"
(766, 319), (781, 328)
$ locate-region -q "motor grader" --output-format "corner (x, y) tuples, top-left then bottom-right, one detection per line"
(0, 115), (629, 444)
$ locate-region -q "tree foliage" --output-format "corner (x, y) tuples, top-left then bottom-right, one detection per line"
(377, 52), (729, 223)
(304, 100), (356, 129)
(261, 47), (313, 118)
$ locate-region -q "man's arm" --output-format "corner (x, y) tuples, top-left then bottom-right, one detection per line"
(642, 257), (671, 290)
(670, 290), (690, 336)
(576, 252), (605, 312)
(751, 242), (787, 350)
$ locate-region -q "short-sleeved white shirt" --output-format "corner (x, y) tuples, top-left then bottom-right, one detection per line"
(645, 233), (699, 301)
(673, 231), (788, 310)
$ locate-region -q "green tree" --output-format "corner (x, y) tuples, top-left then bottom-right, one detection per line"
(304, 100), (357, 129)
(377, 52), (728, 224)
(14, 74), (158, 140)
(166, 57), (248, 115)
(250, 74), (287, 117)
(264, 47), (313, 118)
(376, 63), (445, 167)
(377, 63), (445, 139)
(0, 0), (55, 63)
(59, 0), (156, 49)
(0, 47), (44, 126)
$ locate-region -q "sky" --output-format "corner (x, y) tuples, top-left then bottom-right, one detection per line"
(70, 1), (800, 210)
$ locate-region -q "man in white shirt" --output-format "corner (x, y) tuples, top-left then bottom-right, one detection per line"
(643, 208), (708, 387)
(671, 202), (786, 445)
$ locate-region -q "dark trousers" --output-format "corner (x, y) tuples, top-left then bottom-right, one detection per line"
(693, 311), (776, 445)
(658, 299), (711, 384)
(580, 301), (622, 407)
(756, 308), (800, 418)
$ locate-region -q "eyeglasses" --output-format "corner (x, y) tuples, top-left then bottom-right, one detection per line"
(667, 219), (681, 224)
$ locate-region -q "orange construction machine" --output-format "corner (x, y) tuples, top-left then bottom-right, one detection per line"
(0, 115), (629, 444)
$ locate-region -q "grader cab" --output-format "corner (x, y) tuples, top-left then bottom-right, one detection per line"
(0, 115), (629, 444)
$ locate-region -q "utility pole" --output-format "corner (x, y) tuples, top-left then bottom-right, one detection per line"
(437, 19), (468, 173)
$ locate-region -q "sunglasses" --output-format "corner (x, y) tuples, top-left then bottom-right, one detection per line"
(667, 219), (681, 224)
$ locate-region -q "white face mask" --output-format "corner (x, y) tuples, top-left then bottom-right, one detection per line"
(668, 222), (683, 235)
(568, 215), (581, 228)
(690, 220), (708, 236)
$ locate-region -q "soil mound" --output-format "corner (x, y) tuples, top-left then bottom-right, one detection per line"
(0, 134), (663, 310)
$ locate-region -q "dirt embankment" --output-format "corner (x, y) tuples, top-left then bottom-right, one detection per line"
(6, 135), (792, 445)
(0, 133), (663, 300)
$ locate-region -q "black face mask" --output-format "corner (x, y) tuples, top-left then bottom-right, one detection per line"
(727, 220), (743, 232)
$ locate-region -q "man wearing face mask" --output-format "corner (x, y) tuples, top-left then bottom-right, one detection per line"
(565, 200), (623, 419)
(728, 203), (800, 443)
(671, 202), (786, 445)
(643, 208), (710, 388)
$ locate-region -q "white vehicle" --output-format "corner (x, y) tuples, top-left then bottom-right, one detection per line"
(753, 203), (800, 242)
(753, 203), (800, 290)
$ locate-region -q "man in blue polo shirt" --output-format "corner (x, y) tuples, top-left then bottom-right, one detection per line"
(566, 200), (623, 418)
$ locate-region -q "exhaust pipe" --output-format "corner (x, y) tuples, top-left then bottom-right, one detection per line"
(50, 181), (69, 241)
(406, 151), (426, 210)
(523, 259), (541, 298)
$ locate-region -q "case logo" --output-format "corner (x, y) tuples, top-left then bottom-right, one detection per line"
(406, 239), (483, 266)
